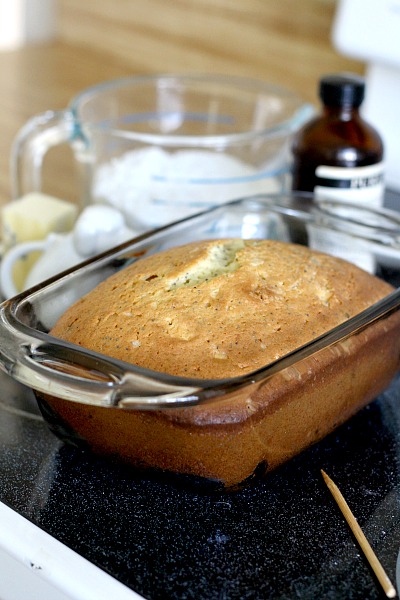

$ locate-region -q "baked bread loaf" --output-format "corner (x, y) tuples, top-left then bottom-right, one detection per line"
(44, 239), (400, 487)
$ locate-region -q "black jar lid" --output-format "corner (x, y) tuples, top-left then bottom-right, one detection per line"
(319, 73), (365, 108)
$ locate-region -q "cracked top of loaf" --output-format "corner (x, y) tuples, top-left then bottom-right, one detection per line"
(50, 239), (393, 379)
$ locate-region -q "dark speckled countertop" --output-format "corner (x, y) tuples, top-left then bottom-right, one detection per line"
(1, 366), (400, 600)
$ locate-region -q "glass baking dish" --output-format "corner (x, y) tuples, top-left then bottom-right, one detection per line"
(1, 192), (400, 489)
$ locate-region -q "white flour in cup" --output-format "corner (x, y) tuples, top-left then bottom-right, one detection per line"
(92, 148), (283, 230)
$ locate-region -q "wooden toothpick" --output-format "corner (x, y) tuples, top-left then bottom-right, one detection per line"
(321, 469), (397, 599)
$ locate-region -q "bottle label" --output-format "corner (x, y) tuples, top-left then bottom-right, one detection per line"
(308, 162), (385, 273)
(314, 162), (385, 206)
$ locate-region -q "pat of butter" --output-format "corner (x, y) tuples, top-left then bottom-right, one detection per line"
(2, 193), (78, 291)
(2, 193), (78, 247)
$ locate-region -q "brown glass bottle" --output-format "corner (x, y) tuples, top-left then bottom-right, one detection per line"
(292, 74), (384, 205)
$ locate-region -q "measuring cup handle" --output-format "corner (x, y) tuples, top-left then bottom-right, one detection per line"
(10, 109), (74, 199)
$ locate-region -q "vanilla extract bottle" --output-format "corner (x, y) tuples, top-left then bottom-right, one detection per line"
(291, 73), (384, 272)
(292, 73), (384, 204)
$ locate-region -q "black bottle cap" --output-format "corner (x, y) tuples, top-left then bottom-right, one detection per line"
(319, 73), (365, 108)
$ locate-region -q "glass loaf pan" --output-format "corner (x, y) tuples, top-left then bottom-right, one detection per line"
(1, 192), (400, 489)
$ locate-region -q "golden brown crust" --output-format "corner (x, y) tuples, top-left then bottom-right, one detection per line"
(42, 313), (400, 487)
(51, 239), (394, 379)
(46, 239), (400, 487)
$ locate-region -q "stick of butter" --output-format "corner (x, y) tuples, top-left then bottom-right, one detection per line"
(2, 193), (78, 291)
(2, 193), (78, 247)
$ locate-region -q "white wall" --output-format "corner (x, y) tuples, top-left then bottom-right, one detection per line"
(0, 0), (57, 50)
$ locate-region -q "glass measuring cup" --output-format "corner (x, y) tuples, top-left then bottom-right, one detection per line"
(11, 74), (311, 231)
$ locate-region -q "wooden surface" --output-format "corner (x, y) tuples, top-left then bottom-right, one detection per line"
(0, 0), (364, 208)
